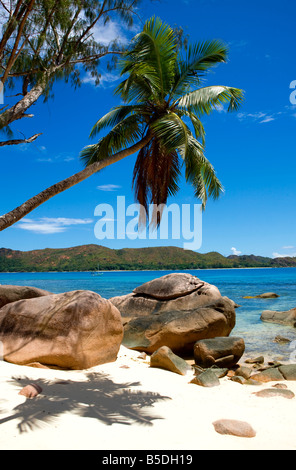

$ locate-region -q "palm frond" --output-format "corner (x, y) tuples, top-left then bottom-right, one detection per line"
(89, 104), (149, 138)
(150, 112), (190, 154)
(181, 134), (224, 208)
(171, 40), (228, 99)
(177, 85), (244, 115)
(175, 108), (206, 145)
(80, 114), (144, 166)
(116, 16), (177, 101)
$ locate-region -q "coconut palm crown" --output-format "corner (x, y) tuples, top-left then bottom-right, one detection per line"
(80, 17), (244, 226)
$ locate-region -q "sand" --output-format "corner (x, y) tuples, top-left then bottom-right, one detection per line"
(0, 346), (296, 451)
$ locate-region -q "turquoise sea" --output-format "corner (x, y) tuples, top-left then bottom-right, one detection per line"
(1, 268), (296, 361)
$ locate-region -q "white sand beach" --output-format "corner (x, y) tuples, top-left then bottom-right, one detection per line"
(0, 346), (295, 451)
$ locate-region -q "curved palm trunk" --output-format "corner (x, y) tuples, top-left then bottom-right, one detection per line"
(0, 134), (152, 231)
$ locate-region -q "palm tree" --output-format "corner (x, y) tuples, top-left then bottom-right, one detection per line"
(0, 17), (243, 232)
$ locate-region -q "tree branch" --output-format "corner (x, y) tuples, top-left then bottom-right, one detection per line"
(0, 133), (152, 231)
(0, 132), (42, 146)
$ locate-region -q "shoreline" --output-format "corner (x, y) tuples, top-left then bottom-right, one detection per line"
(0, 266), (291, 274)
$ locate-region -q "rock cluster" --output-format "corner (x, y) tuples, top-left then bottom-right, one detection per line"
(111, 273), (238, 357)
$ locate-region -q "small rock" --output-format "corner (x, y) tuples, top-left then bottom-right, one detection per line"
(274, 335), (291, 344)
(190, 369), (220, 387)
(244, 378), (262, 386)
(230, 375), (245, 384)
(268, 360), (282, 367)
(150, 346), (191, 376)
(272, 383), (288, 389)
(256, 293), (279, 299)
(245, 356), (264, 365)
(243, 293), (279, 299)
(251, 367), (284, 383)
(234, 366), (252, 380)
(253, 388), (295, 399)
(279, 364), (296, 380)
(227, 370), (236, 378)
(194, 337), (245, 369)
(210, 367), (229, 378)
(213, 419), (256, 438)
(19, 383), (42, 399)
(137, 352), (147, 360)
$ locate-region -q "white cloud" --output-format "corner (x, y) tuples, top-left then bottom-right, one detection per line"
(273, 246), (296, 258)
(82, 70), (121, 89)
(273, 252), (296, 258)
(231, 247), (242, 256)
(17, 217), (93, 235)
(259, 116), (275, 124)
(97, 184), (121, 191)
(36, 153), (76, 163)
(92, 20), (128, 46)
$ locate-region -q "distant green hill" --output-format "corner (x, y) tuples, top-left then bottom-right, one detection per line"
(0, 245), (295, 272)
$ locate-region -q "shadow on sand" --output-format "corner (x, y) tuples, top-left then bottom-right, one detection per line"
(0, 371), (171, 433)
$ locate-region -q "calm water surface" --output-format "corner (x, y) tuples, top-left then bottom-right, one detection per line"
(1, 268), (295, 360)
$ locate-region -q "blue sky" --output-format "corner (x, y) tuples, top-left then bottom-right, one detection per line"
(0, 0), (295, 258)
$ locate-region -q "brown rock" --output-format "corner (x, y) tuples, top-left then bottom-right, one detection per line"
(253, 388), (295, 399)
(150, 346), (191, 376)
(123, 297), (236, 356)
(213, 419), (256, 438)
(278, 364), (296, 380)
(19, 383), (42, 399)
(0, 290), (123, 370)
(261, 308), (296, 327)
(133, 273), (205, 300)
(245, 356), (264, 365)
(234, 366), (252, 380)
(0, 285), (51, 309)
(110, 273), (225, 322)
(251, 367), (284, 383)
(272, 383), (288, 389)
(194, 337), (245, 369)
(190, 369), (220, 387)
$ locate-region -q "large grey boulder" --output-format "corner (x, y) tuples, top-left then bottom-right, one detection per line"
(0, 285), (51, 309)
(0, 290), (123, 370)
(122, 297), (236, 356)
(110, 273), (225, 323)
(261, 308), (296, 327)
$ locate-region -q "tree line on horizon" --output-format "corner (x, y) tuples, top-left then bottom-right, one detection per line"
(0, 245), (295, 272)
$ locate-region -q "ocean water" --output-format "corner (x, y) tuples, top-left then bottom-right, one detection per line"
(0, 268), (296, 361)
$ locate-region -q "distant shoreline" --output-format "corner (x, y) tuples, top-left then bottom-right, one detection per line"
(1, 245), (296, 272)
(1, 266), (295, 274)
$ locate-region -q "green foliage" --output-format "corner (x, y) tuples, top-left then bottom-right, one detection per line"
(81, 17), (244, 222)
(0, 245), (294, 272)
(0, 0), (142, 138)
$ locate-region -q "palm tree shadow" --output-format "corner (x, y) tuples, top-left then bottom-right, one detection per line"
(0, 372), (171, 433)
